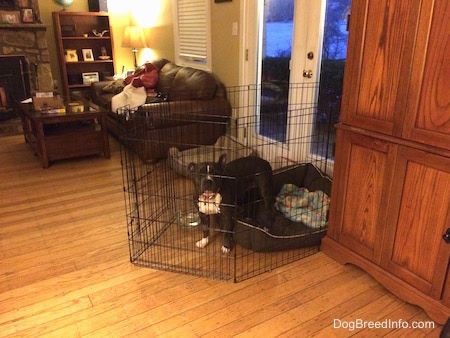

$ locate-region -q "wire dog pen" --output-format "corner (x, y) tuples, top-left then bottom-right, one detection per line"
(120, 82), (335, 282)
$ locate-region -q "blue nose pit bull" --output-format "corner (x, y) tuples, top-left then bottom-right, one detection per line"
(188, 154), (275, 253)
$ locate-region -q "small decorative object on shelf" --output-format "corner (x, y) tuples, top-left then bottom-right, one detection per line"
(60, 23), (76, 36)
(53, 0), (74, 10)
(92, 29), (108, 37)
(98, 46), (110, 60)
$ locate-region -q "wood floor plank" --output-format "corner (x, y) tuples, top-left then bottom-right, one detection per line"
(71, 255), (333, 336)
(0, 297), (92, 336)
(309, 292), (440, 338)
(281, 283), (389, 337)
(209, 272), (377, 337)
(0, 135), (443, 337)
(0, 260), (147, 315)
(91, 263), (335, 336)
(164, 264), (367, 337)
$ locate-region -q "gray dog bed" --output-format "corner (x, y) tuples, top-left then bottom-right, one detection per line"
(234, 163), (332, 252)
(168, 135), (256, 177)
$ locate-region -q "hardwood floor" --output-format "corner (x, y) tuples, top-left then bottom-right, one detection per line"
(0, 135), (443, 337)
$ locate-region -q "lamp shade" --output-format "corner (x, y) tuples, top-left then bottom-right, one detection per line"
(122, 26), (147, 49)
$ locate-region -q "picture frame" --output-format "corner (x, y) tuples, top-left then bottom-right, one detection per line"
(1, 11), (20, 23)
(82, 49), (94, 62)
(82, 72), (99, 85)
(64, 49), (78, 62)
(20, 8), (34, 23)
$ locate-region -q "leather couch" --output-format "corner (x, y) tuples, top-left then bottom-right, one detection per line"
(90, 58), (231, 162)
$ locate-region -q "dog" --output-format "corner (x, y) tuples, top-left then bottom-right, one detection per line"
(189, 154), (275, 253)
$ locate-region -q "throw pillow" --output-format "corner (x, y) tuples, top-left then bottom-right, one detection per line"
(140, 69), (158, 89)
(125, 62), (159, 90)
(102, 78), (125, 94)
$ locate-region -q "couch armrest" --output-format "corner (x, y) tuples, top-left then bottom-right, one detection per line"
(90, 80), (116, 110)
(90, 81), (113, 102)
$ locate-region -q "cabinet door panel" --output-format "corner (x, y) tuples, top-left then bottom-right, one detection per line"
(329, 129), (396, 262)
(383, 147), (450, 298)
(403, 0), (450, 150)
(340, 0), (420, 136)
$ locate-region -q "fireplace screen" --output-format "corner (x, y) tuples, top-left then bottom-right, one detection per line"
(0, 55), (31, 102)
(0, 55), (31, 120)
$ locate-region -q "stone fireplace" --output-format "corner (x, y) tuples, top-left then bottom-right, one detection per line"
(0, 0), (53, 95)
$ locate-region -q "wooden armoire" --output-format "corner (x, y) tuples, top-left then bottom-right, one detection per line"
(321, 0), (450, 324)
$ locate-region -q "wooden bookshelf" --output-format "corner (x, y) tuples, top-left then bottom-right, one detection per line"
(52, 11), (115, 99)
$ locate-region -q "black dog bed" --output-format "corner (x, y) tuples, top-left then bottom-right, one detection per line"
(234, 163), (332, 252)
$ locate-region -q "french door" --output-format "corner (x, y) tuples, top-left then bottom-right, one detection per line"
(239, 0), (350, 172)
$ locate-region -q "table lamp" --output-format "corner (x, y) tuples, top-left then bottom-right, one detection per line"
(122, 25), (147, 69)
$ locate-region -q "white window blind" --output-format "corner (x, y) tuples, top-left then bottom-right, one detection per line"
(174, 0), (211, 69)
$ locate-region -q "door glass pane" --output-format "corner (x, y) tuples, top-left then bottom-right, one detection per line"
(311, 0), (351, 158)
(259, 0), (294, 143)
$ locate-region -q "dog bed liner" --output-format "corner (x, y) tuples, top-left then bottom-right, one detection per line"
(234, 163), (332, 252)
(168, 135), (256, 177)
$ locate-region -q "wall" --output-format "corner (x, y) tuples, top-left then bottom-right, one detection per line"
(210, 0), (241, 86)
(40, 0), (175, 88)
(40, 1), (89, 92)
(107, 0), (175, 72)
(39, 0), (240, 91)
(125, 0), (241, 86)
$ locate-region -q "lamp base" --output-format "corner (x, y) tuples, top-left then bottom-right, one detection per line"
(132, 49), (138, 69)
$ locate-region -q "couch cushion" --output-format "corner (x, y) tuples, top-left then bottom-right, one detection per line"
(102, 78), (125, 94)
(156, 62), (182, 95)
(169, 67), (217, 100)
(151, 58), (170, 71)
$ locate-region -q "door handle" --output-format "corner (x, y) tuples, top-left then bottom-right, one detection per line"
(303, 70), (313, 78)
(443, 229), (450, 244)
